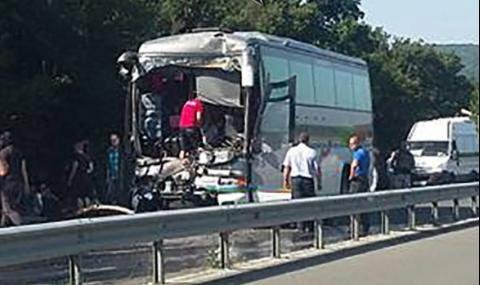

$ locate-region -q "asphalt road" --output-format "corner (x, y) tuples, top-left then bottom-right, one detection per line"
(247, 226), (479, 285)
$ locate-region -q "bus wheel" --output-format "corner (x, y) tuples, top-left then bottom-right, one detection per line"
(340, 165), (350, 194)
(203, 193), (218, 206)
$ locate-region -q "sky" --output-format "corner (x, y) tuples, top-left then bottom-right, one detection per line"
(361, 0), (479, 44)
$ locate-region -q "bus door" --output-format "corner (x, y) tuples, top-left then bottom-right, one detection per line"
(252, 76), (296, 202)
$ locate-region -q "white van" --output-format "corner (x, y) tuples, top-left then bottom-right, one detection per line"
(407, 117), (479, 185)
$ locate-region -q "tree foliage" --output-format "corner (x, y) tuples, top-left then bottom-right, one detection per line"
(0, 0), (475, 183)
(0, 0), (156, 180)
(471, 84), (479, 129)
(369, 39), (471, 150)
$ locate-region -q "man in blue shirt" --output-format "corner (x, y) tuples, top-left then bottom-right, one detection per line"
(349, 135), (370, 190)
(348, 135), (371, 235)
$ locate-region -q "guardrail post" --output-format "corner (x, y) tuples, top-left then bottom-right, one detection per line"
(272, 227), (281, 258)
(314, 220), (324, 249)
(69, 255), (82, 285)
(472, 196), (478, 216)
(152, 240), (165, 284)
(351, 215), (360, 241)
(452, 199), (460, 221)
(407, 205), (416, 230)
(219, 232), (230, 269)
(432, 202), (439, 226)
(381, 211), (390, 235)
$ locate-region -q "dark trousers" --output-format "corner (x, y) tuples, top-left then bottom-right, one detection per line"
(292, 177), (315, 232)
(349, 176), (371, 234)
(0, 181), (24, 227)
(180, 127), (201, 153)
(105, 178), (119, 204)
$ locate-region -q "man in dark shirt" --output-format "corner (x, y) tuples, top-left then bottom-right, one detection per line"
(387, 142), (415, 189)
(0, 132), (30, 227)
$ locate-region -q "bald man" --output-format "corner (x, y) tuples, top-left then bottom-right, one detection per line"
(348, 136), (370, 186)
(348, 135), (371, 234)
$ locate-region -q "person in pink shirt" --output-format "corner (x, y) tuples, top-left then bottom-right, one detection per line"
(178, 93), (204, 158)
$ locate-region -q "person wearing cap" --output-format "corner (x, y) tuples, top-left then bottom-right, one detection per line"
(283, 132), (321, 232)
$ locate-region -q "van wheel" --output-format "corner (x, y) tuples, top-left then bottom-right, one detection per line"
(470, 171), (479, 181)
(340, 165), (350, 194)
(441, 172), (457, 184)
(447, 172), (456, 184)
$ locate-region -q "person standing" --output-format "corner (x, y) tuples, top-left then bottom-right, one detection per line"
(283, 132), (321, 232)
(348, 135), (371, 234)
(105, 133), (121, 204)
(66, 140), (95, 209)
(370, 148), (389, 192)
(387, 142), (415, 189)
(0, 132), (30, 227)
(178, 93), (205, 159)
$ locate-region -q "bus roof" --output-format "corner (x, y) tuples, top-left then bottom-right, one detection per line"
(138, 31), (367, 67)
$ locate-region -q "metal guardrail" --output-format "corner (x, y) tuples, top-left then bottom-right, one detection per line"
(0, 182), (478, 284)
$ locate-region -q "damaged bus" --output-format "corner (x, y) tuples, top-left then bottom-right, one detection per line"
(117, 29), (373, 210)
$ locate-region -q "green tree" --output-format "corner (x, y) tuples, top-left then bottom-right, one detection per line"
(153, 0), (363, 45)
(328, 20), (472, 150)
(0, 0), (475, 185)
(471, 84), (479, 129)
(0, 0), (156, 181)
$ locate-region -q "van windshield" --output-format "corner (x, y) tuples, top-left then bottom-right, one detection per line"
(408, 141), (449, 157)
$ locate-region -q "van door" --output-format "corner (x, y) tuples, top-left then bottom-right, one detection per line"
(458, 133), (479, 177)
(452, 122), (479, 179)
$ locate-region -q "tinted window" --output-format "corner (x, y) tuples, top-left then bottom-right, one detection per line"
(313, 61), (336, 106)
(334, 69), (355, 109)
(262, 47), (372, 112)
(261, 101), (290, 134)
(289, 55), (315, 105)
(353, 74), (372, 111)
(262, 51), (289, 99)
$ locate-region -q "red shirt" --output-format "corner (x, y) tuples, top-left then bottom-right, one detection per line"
(179, 99), (204, 128)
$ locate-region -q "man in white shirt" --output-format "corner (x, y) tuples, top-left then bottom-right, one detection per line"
(283, 132), (321, 232)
